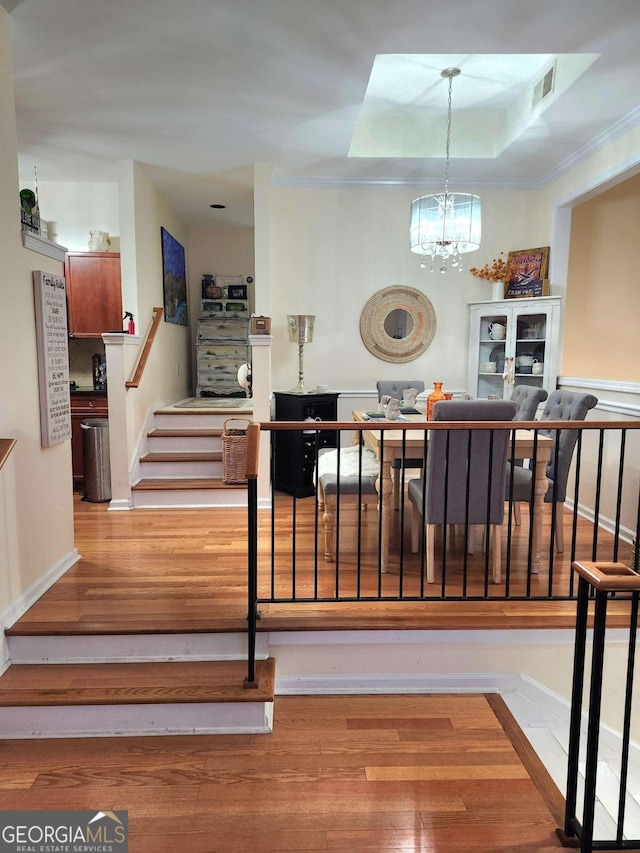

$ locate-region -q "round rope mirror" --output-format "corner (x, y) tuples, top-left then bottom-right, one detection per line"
(359, 286), (437, 363)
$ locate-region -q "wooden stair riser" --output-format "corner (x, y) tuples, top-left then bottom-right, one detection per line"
(153, 412), (238, 430)
(6, 632), (269, 664)
(0, 701), (273, 739)
(139, 459), (223, 478)
(147, 434), (222, 452)
(131, 486), (248, 509)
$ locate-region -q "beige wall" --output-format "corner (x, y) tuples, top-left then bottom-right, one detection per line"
(267, 186), (546, 393)
(563, 174), (640, 382)
(0, 9), (75, 623)
(124, 162), (192, 440)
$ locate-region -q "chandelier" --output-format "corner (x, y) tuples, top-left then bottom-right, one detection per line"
(410, 68), (481, 273)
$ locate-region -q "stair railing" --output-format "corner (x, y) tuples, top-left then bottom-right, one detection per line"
(562, 559), (640, 852)
(125, 306), (163, 389)
(245, 421), (261, 688)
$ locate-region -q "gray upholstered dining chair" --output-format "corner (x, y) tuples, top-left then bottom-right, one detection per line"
(376, 380), (426, 510)
(505, 390), (598, 551)
(408, 399), (517, 584)
(510, 385), (548, 421)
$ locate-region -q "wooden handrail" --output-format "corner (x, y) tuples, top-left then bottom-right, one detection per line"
(125, 307), (163, 389)
(0, 438), (16, 472)
(245, 422), (261, 480)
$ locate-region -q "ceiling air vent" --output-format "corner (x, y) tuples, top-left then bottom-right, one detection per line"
(532, 62), (556, 109)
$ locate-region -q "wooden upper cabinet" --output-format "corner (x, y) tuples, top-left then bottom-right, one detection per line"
(64, 252), (123, 338)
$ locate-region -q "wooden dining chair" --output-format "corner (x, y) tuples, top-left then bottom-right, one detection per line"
(408, 399), (517, 584)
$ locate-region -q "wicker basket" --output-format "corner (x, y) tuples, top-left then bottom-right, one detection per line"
(222, 418), (251, 484)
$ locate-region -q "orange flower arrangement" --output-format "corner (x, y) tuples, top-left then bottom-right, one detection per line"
(469, 253), (515, 283)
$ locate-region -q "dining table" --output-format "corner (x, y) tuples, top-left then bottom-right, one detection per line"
(352, 410), (553, 576)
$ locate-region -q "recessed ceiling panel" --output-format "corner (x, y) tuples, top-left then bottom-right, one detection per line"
(349, 53), (599, 159)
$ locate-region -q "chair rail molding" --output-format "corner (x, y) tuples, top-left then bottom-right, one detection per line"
(558, 376), (640, 417)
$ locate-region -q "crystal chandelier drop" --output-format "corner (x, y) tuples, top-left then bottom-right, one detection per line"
(410, 68), (481, 273)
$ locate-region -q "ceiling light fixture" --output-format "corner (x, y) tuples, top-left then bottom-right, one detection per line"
(410, 68), (481, 273)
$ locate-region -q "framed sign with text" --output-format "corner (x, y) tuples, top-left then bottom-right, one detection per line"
(33, 270), (71, 447)
(506, 247), (549, 283)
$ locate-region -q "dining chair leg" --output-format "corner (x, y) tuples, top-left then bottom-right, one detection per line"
(513, 503), (521, 525)
(323, 499), (335, 562)
(410, 505), (420, 554)
(555, 501), (565, 552)
(426, 523), (436, 584)
(466, 525), (476, 554)
(491, 523), (502, 584)
(393, 469), (401, 511)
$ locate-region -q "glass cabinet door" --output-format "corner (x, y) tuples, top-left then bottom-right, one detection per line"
(467, 297), (561, 401)
(474, 308), (509, 400)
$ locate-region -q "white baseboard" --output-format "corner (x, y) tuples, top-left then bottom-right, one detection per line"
(275, 672), (520, 695)
(0, 547), (79, 670)
(0, 547), (79, 633)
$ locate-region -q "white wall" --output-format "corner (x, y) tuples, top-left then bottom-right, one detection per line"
(124, 163), (192, 430)
(0, 9), (75, 625)
(19, 181), (120, 252)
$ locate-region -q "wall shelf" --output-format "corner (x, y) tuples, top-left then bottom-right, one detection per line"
(22, 231), (68, 263)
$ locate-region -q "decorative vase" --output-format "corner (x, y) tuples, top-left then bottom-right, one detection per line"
(427, 381), (446, 421)
(492, 280), (505, 300)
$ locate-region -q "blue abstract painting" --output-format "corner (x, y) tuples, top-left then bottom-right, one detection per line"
(161, 227), (188, 326)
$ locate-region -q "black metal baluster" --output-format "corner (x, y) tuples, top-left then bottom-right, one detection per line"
(612, 430), (626, 564)
(616, 591), (638, 846)
(565, 573), (590, 840)
(591, 429), (605, 561)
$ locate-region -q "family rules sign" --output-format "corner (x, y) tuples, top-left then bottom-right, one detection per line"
(33, 270), (71, 447)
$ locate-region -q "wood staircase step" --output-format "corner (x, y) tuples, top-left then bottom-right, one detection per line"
(132, 477), (245, 490)
(0, 659), (275, 738)
(140, 451), (222, 463)
(0, 659), (275, 707)
(147, 428), (222, 438)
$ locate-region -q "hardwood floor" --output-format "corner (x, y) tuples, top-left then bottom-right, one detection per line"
(0, 694), (566, 852)
(7, 492), (635, 636)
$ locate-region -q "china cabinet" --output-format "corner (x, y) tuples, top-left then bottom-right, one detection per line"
(64, 252), (122, 338)
(273, 392), (339, 497)
(467, 296), (561, 402)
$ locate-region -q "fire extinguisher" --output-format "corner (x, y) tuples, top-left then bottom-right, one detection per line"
(124, 312), (135, 335)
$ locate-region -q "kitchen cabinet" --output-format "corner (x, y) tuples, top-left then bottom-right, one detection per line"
(467, 296), (561, 402)
(64, 252), (122, 338)
(273, 392), (339, 497)
(70, 391), (108, 490)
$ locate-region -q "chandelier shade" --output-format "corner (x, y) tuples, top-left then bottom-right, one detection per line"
(410, 192), (482, 255)
(410, 68), (481, 273)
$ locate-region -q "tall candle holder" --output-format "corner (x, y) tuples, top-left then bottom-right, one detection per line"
(287, 314), (315, 393)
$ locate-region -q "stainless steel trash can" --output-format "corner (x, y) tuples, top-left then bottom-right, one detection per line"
(81, 418), (111, 502)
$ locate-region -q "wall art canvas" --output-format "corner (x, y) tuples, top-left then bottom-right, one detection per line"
(161, 227), (188, 326)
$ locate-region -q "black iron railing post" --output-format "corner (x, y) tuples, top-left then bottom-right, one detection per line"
(245, 423), (261, 689)
(563, 560), (640, 852)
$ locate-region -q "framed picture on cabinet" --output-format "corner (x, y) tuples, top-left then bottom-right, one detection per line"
(506, 247), (549, 291)
(161, 227), (188, 326)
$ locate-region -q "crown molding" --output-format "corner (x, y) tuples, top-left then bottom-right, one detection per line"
(539, 105), (640, 188)
(270, 174), (539, 190)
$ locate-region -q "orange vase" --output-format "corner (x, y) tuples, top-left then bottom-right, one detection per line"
(426, 381), (446, 421)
